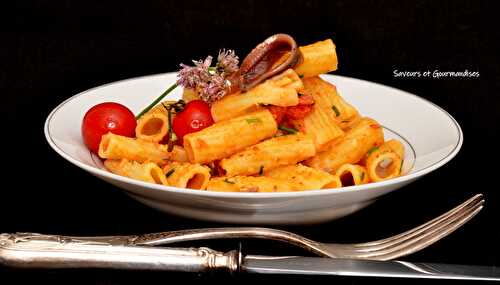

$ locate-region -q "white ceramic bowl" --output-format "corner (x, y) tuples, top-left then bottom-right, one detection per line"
(44, 73), (462, 225)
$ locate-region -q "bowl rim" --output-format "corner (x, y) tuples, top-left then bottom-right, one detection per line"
(44, 72), (463, 198)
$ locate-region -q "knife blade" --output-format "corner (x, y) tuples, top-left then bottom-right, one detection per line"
(242, 255), (500, 281)
(1, 232), (498, 281)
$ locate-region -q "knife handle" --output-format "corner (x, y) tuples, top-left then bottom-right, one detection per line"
(0, 233), (240, 272)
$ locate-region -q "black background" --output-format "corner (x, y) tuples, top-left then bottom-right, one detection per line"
(1, 0), (499, 284)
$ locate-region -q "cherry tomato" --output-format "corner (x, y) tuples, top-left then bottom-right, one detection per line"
(82, 102), (136, 154)
(172, 100), (214, 143)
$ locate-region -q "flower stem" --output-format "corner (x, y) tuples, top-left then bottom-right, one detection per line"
(135, 83), (178, 119)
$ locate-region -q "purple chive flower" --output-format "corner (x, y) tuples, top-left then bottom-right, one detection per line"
(176, 51), (239, 104)
(199, 74), (229, 104)
(176, 55), (213, 89)
(216, 49), (239, 75)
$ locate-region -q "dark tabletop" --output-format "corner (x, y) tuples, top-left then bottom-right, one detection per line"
(1, 0), (499, 284)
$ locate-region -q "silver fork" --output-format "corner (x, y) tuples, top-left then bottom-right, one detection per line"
(123, 193), (484, 261)
(9, 194), (482, 262)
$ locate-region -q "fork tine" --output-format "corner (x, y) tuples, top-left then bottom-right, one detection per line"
(369, 204), (483, 261)
(354, 194), (483, 248)
(350, 197), (483, 253)
(346, 200), (483, 260)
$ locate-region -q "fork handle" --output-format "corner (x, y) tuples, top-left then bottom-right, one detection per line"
(0, 233), (239, 272)
(128, 227), (329, 256)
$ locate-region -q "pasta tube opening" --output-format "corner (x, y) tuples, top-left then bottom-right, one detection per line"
(335, 164), (369, 187)
(368, 152), (402, 182)
(377, 155), (399, 178)
(135, 113), (169, 143)
(143, 117), (164, 135)
(186, 174), (207, 189)
(365, 139), (405, 182)
(339, 172), (354, 187)
(163, 162), (211, 190)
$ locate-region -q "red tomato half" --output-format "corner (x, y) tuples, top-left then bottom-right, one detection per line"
(172, 100), (214, 143)
(82, 102), (136, 154)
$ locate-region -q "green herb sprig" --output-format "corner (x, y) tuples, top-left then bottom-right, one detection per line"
(331, 105), (340, 117)
(136, 83), (178, 119)
(246, 117), (263, 124)
(366, 146), (379, 157)
(278, 125), (298, 135)
(165, 168), (176, 178)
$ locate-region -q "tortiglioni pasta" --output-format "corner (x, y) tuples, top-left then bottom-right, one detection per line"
(365, 139), (405, 182)
(305, 117), (384, 173)
(220, 133), (316, 176)
(211, 69), (303, 122)
(104, 159), (169, 186)
(183, 109), (277, 164)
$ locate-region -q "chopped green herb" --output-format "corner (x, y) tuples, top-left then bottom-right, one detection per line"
(165, 168), (175, 178)
(278, 125), (298, 134)
(246, 117), (263, 124)
(331, 105), (340, 117)
(399, 160), (404, 173)
(299, 74), (304, 78)
(360, 172), (365, 181)
(136, 83), (178, 119)
(259, 165), (264, 175)
(366, 146), (379, 157)
(223, 178), (235, 184)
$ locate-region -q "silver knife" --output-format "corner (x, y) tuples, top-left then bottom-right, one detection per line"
(0, 232), (498, 281)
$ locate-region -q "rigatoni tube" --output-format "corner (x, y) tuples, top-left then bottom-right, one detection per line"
(220, 133), (316, 176)
(335, 164), (370, 186)
(293, 39), (338, 78)
(290, 78), (350, 151)
(366, 139), (405, 182)
(163, 162), (211, 190)
(99, 132), (171, 165)
(183, 109), (278, 164)
(301, 77), (359, 130)
(207, 176), (294, 192)
(104, 159), (169, 186)
(211, 69), (303, 122)
(135, 112), (169, 143)
(305, 117), (384, 173)
(264, 164), (341, 190)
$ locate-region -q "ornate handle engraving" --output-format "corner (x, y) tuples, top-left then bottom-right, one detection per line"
(0, 232), (239, 272)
